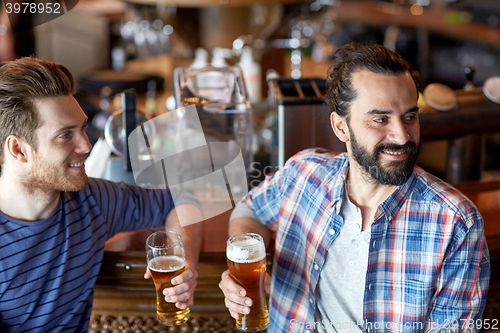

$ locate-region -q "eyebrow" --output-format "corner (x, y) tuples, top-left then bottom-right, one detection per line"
(54, 117), (88, 134)
(367, 106), (419, 116)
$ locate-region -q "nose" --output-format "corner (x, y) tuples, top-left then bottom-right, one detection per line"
(75, 130), (92, 155)
(388, 119), (410, 145)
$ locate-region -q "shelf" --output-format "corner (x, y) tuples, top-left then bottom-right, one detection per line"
(123, 0), (306, 7)
(331, 1), (500, 48)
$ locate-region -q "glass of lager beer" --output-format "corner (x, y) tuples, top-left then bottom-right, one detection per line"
(146, 230), (190, 326)
(226, 233), (270, 332)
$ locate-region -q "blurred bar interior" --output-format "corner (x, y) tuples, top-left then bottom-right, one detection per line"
(26, 0), (500, 329)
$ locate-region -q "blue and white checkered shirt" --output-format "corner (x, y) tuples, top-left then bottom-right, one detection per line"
(238, 149), (490, 332)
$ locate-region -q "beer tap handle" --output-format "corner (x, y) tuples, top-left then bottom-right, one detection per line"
(464, 65), (476, 91)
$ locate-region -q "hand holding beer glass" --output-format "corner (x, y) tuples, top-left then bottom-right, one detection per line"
(146, 230), (190, 326)
(226, 233), (270, 332)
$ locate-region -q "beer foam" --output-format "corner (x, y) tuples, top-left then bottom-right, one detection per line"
(148, 255), (185, 272)
(227, 238), (265, 263)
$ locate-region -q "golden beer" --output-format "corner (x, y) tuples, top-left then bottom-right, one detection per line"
(148, 256), (190, 326)
(227, 234), (270, 332)
(146, 230), (190, 326)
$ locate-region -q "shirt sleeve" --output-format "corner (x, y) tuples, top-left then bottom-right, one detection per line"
(235, 156), (301, 232)
(426, 213), (490, 332)
(88, 178), (200, 239)
(230, 201), (259, 221)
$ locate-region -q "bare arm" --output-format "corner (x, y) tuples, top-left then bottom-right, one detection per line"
(228, 217), (273, 247)
(166, 204), (203, 267)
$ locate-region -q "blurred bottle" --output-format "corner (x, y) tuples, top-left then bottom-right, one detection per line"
(191, 48), (209, 69)
(211, 47), (231, 67)
(238, 47), (262, 104)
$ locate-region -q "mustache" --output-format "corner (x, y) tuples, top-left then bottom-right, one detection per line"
(374, 141), (419, 155)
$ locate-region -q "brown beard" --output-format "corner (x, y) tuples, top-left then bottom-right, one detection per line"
(349, 126), (420, 186)
(22, 152), (89, 197)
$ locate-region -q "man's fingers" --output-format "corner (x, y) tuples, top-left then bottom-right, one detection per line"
(144, 267), (152, 279)
(219, 270), (253, 315)
(162, 267), (198, 302)
(163, 280), (192, 297)
(224, 297), (251, 316)
(165, 290), (192, 303)
(229, 310), (241, 320)
(220, 270), (247, 296)
(175, 300), (192, 309)
(170, 268), (195, 285)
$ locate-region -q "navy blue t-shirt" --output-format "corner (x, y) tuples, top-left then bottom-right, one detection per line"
(0, 178), (195, 332)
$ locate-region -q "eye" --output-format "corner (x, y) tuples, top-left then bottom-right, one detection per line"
(373, 117), (388, 124)
(403, 113), (418, 123)
(59, 132), (73, 140)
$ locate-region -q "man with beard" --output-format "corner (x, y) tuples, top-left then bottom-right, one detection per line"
(219, 42), (490, 332)
(0, 58), (203, 332)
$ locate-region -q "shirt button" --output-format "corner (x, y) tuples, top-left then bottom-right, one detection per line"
(349, 260), (354, 266)
(329, 229), (336, 235)
(368, 283), (372, 291)
(352, 242), (358, 248)
(372, 240), (376, 248)
(309, 298), (313, 304)
(355, 223), (361, 230)
(314, 264), (319, 270)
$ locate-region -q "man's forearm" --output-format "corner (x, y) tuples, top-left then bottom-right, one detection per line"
(229, 217), (273, 249)
(166, 204), (203, 268)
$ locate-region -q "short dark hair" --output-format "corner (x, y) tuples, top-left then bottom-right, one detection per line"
(324, 42), (417, 121)
(0, 57), (75, 169)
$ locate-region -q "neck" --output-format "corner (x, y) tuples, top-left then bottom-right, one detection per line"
(346, 161), (397, 211)
(0, 174), (60, 221)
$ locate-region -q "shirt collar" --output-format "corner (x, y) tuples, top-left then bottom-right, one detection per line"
(328, 153), (349, 215)
(378, 170), (418, 222)
(328, 154), (419, 221)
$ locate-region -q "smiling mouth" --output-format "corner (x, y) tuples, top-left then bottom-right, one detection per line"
(69, 161), (84, 168)
(382, 150), (407, 156)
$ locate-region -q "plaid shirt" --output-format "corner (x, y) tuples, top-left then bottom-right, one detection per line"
(241, 149), (490, 332)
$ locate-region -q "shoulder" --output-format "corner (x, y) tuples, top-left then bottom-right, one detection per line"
(84, 178), (119, 196)
(411, 167), (481, 228)
(77, 178), (138, 204)
(285, 148), (347, 173)
(85, 178), (146, 194)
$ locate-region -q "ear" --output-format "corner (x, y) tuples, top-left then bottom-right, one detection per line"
(330, 112), (350, 143)
(4, 135), (30, 163)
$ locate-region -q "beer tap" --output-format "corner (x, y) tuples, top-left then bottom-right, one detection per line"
(464, 65), (476, 91)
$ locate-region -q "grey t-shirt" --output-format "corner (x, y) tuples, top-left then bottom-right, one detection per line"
(313, 186), (370, 332)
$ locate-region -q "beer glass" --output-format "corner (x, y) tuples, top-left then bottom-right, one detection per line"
(226, 233), (270, 332)
(146, 230), (190, 326)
